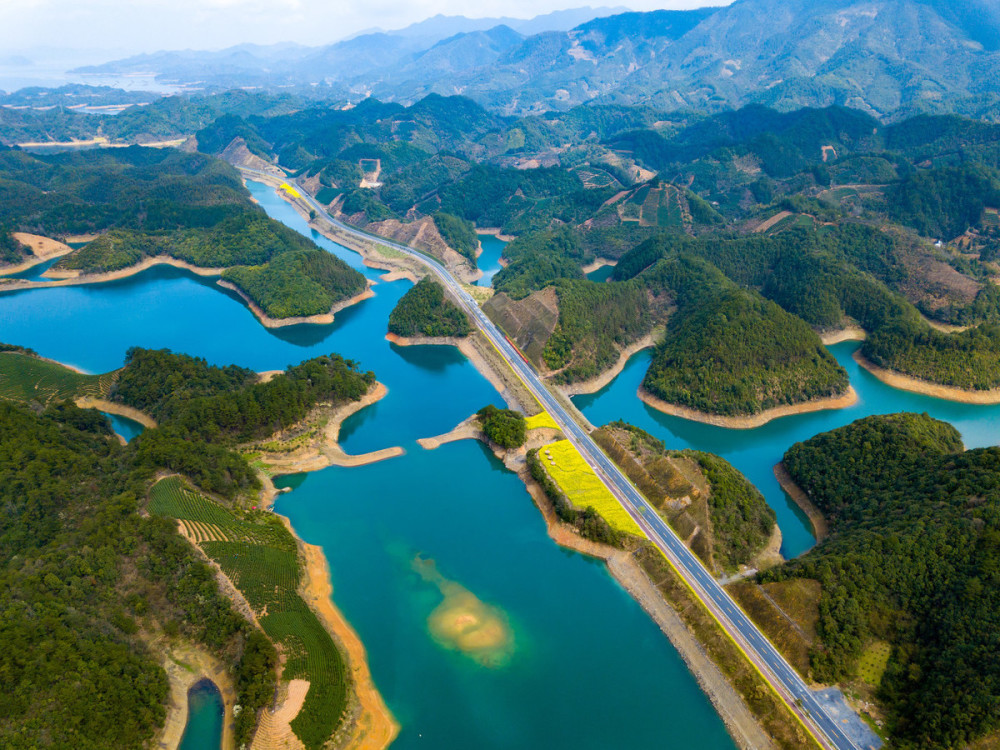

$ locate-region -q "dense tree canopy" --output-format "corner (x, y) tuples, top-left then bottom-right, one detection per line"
(644, 289), (849, 416)
(773, 414), (1000, 748)
(476, 404), (526, 449)
(0, 400), (268, 749)
(387, 277), (471, 338)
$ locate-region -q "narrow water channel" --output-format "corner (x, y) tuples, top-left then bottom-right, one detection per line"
(475, 233), (506, 286)
(178, 680), (224, 750)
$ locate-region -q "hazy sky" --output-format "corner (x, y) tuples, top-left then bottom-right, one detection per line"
(1, 0), (725, 61)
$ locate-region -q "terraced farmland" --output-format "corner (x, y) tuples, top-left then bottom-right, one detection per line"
(541, 440), (644, 536)
(619, 185), (686, 228)
(0, 352), (115, 405)
(148, 476), (347, 749)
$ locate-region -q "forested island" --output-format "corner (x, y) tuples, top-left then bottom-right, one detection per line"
(764, 414), (1000, 748)
(0, 147), (366, 322)
(0, 344), (382, 749)
(387, 276), (470, 338)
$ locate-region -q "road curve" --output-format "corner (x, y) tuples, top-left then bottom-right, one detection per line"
(243, 169), (874, 750)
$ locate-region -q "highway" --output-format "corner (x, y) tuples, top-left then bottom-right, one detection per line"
(245, 168), (873, 750)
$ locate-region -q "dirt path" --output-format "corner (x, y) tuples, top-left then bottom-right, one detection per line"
(754, 211), (792, 233)
(637, 385), (858, 429)
(853, 350), (1000, 403)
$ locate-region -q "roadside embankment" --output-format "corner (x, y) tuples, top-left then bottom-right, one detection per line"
(773, 463), (828, 542)
(512, 449), (780, 750)
(217, 279), (374, 329)
(853, 350), (1000, 404)
(386, 332), (538, 414)
(637, 385), (858, 429)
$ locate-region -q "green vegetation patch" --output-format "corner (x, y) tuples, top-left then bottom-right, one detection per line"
(388, 276), (470, 338)
(0, 351), (113, 405)
(222, 249), (366, 319)
(151, 477), (347, 749)
(643, 289), (849, 416)
(593, 422), (774, 573)
(770, 413), (1000, 747)
(432, 211), (479, 263)
(544, 278), (654, 383)
(476, 404), (526, 449)
(0, 400), (271, 750)
(857, 640), (892, 688)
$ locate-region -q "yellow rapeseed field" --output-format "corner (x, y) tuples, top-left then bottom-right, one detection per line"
(524, 411), (560, 431)
(542, 440), (644, 537)
(279, 182), (303, 199)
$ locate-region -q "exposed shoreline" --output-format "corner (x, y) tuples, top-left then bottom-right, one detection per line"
(216, 279), (375, 329)
(580, 257), (616, 276)
(0, 233), (74, 275)
(75, 396), (157, 429)
(256, 382), (405, 476)
(295, 535), (399, 750)
(243, 172), (431, 283)
(819, 325), (866, 345)
(158, 643), (237, 750)
(637, 385), (859, 429)
(853, 350), (1000, 404)
(556, 331), (660, 396)
(773, 462), (828, 542)
(475, 227), (516, 242)
(0, 255), (224, 293)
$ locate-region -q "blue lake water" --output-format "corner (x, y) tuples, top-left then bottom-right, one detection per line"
(586, 263), (616, 282)
(4, 178), (997, 747)
(0, 180), (737, 749)
(104, 411), (144, 442)
(178, 679), (224, 750)
(573, 345), (1000, 557)
(475, 234), (506, 287)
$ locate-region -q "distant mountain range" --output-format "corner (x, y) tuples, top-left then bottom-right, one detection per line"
(73, 0), (1000, 120)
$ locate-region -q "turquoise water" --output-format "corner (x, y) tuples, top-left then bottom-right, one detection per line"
(104, 412), (144, 442)
(586, 263), (616, 282)
(0, 181), (737, 749)
(178, 680), (223, 750)
(275, 443), (734, 749)
(573, 345), (1000, 557)
(475, 234), (506, 286)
